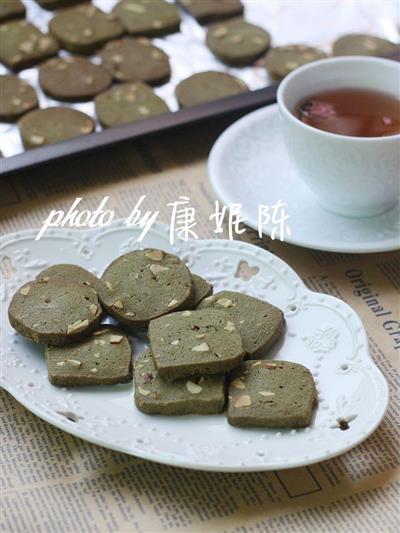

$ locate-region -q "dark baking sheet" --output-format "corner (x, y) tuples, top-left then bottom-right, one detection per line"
(0, 85), (278, 177)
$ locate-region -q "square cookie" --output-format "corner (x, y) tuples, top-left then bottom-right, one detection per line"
(46, 326), (133, 386)
(148, 309), (245, 379)
(227, 360), (317, 428)
(134, 350), (226, 415)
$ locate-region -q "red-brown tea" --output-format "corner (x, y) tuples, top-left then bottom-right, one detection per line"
(295, 88), (400, 137)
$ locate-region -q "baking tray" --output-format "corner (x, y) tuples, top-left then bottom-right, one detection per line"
(0, 0), (398, 177)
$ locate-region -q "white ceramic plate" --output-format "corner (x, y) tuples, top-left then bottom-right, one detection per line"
(208, 104), (400, 253)
(0, 222), (388, 471)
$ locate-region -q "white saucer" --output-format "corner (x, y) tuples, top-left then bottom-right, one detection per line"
(208, 104), (400, 253)
(0, 222), (388, 471)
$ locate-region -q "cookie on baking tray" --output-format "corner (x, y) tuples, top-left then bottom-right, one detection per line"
(227, 360), (317, 428)
(148, 309), (245, 380)
(113, 0), (180, 37)
(19, 107), (95, 149)
(332, 33), (398, 58)
(99, 38), (171, 85)
(49, 4), (123, 54)
(0, 20), (59, 71)
(94, 82), (170, 127)
(46, 325), (133, 386)
(134, 350), (226, 415)
(0, 75), (38, 122)
(206, 18), (271, 66)
(175, 71), (249, 108)
(0, 0), (25, 23)
(39, 56), (112, 102)
(98, 249), (193, 327)
(197, 291), (284, 359)
(265, 45), (327, 80)
(8, 278), (102, 346)
(177, 0), (244, 25)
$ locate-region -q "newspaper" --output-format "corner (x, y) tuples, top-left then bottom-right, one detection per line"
(1, 119), (399, 532)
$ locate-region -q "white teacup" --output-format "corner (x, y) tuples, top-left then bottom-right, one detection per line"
(277, 56), (400, 217)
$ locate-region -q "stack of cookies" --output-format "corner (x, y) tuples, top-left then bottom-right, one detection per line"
(9, 248), (318, 428)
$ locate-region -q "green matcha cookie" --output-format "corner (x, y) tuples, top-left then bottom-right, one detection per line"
(148, 308), (245, 380)
(113, 0), (180, 37)
(265, 45), (327, 80)
(99, 38), (171, 85)
(36, 0), (89, 10)
(98, 249), (193, 327)
(0, 20), (59, 71)
(8, 278), (102, 346)
(197, 291), (284, 359)
(227, 360), (317, 428)
(49, 4), (123, 54)
(333, 34), (398, 58)
(190, 274), (213, 307)
(19, 107), (95, 149)
(175, 71), (248, 108)
(134, 350), (225, 415)
(46, 325), (133, 386)
(177, 0), (243, 25)
(0, 0), (25, 23)
(207, 18), (270, 66)
(0, 75), (38, 122)
(39, 56), (112, 102)
(36, 264), (102, 293)
(95, 82), (169, 128)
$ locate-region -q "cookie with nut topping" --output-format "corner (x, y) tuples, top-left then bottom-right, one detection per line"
(227, 360), (317, 428)
(134, 350), (225, 415)
(0, 75), (38, 123)
(197, 291), (284, 359)
(113, 0), (180, 37)
(98, 249), (193, 327)
(190, 274), (213, 307)
(95, 82), (169, 128)
(99, 38), (171, 85)
(8, 278), (102, 346)
(0, 20), (59, 71)
(19, 107), (95, 149)
(206, 18), (271, 66)
(176, 0), (243, 25)
(148, 309), (245, 380)
(332, 33), (398, 58)
(39, 56), (112, 102)
(265, 45), (327, 80)
(46, 325), (133, 386)
(175, 71), (249, 108)
(49, 4), (123, 54)
(36, 264), (103, 293)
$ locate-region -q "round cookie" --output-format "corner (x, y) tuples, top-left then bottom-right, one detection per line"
(190, 274), (213, 308)
(39, 56), (112, 102)
(175, 71), (249, 108)
(177, 0), (243, 25)
(0, 75), (38, 123)
(265, 45), (327, 80)
(8, 278), (102, 346)
(95, 82), (169, 128)
(206, 18), (271, 66)
(99, 38), (171, 85)
(0, 20), (59, 71)
(333, 34), (398, 58)
(49, 4), (124, 54)
(19, 107), (95, 149)
(197, 291), (284, 359)
(46, 325), (133, 386)
(0, 0), (25, 23)
(98, 248), (193, 327)
(36, 0), (89, 10)
(36, 264), (103, 293)
(113, 0), (180, 37)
